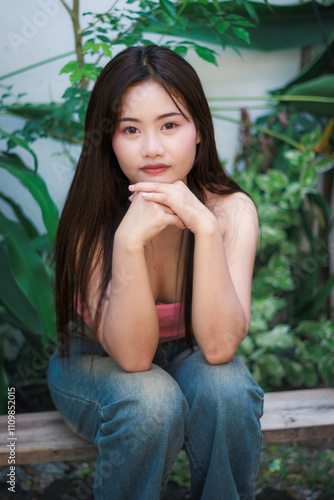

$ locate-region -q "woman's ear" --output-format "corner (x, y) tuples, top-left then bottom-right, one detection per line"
(196, 131), (201, 144)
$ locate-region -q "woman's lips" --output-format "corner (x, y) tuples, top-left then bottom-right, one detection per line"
(141, 164), (170, 174)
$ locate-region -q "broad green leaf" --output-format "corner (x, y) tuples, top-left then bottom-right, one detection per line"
(313, 157), (333, 173)
(243, 1), (259, 22)
(318, 360), (334, 386)
(216, 21), (230, 34)
(0, 214), (56, 341)
(285, 360), (304, 387)
(302, 362), (318, 387)
(0, 192), (39, 240)
(0, 127), (38, 172)
(239, 335), (254, 355)
(265, 274), (295, 291)
(267, 170), (288, 189)
(260, 354), (285, 378)
(283, 182), (302, 209)
(284, 150), (303, 170)
(260, 226), (286, 246)
(300, 161), (317, 187)
(286, 75), (334, 117)
(253, 297), (287, 321)
(0, 243), (43, 335)
(159, 0), (177, 19)
(0, 153), (59, 247)
(254, 325), (294, 350)
(307, 275), (334, 318)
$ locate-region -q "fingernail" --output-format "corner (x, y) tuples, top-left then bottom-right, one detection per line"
(128, 185), (134, 190)
(142, 192), (148, 198)
(128, 195), (134, 201)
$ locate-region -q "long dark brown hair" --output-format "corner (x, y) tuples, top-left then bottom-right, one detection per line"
(55, 44), (245, 359)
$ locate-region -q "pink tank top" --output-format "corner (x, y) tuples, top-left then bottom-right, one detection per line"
(77, 299), (185, 343)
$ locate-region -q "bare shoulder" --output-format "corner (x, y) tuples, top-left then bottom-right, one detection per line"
(206, 190), (258, 240)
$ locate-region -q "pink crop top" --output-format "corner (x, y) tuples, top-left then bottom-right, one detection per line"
(77, 299), (185, 343)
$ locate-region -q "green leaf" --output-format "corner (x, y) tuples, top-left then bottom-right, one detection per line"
(260, 226), (286, 247)
(100, 43), (112, 57)
(0, 153), (59, 247)
(265, 274), (295, 291)
(232, 26), (250, 44)
(173, 45), (187, 57)
(268, 170), (289, 189)
(0, 192), (39, 240)
(300, 161), (317, 188)
(97, 34), (110, 43)
(216, 21), (230, 34)
(0, 215), (55, 340)
(0, 127), (38, 173)
(194, 45), (218, 66)
(283, 182), (303, 209)
(254, 324), (294, 350)
(302, 362), (318, 387)
(260, 353), (285, 379)
(285, 360), (304, 387)
(0, 243), (43, 335)
(239, 335), (254, 355)
(284, 150), (303, 170)
(159, 0), (177, 19)
(313, 157), (333, 173)
(59, 60), (79, 75)
(243, 1), (259, 22)
(285, 75), (334, 117)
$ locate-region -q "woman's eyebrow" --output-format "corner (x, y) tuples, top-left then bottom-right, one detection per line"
(118, 112), (183, 123)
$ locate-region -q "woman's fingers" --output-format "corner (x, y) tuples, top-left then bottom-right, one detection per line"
(166, 214), (185, 230)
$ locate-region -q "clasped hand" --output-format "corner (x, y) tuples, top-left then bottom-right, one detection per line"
(118, 180), (216, 247)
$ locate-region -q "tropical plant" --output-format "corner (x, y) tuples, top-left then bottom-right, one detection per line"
(233, 111), (333, 390)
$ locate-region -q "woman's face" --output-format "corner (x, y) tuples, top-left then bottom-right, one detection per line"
(112, 81), (200, 184)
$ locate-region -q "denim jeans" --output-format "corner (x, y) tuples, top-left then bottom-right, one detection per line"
(47, 336), (264, 500)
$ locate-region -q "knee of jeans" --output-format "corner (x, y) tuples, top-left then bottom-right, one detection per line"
(100, 365), (188, 440)
(183, 352), (263, 418)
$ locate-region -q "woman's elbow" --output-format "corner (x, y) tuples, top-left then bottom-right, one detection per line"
(204, 344), (237, 365)
(120, 359), (152, 373)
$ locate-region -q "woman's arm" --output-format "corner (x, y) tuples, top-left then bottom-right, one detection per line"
(85, 192), (185, 372)
(128, 183), (258, 365)
(192, 192), (258, 364)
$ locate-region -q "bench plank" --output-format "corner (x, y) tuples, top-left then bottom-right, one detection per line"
(0, 388), (333, 464)
(261, 388), (334, 443)
(0, 411), (97, 465)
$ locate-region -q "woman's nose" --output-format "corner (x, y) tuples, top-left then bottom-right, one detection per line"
(141, 134), (165, 158)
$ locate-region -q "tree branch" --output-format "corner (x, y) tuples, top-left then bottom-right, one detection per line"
(58, 0), (72, 17)
(59, 0), (88, 89)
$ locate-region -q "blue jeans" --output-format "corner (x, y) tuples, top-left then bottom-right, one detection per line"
(47, 336), (263, 500)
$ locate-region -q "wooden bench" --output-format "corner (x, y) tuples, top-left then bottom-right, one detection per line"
(0, 388), (333, 465)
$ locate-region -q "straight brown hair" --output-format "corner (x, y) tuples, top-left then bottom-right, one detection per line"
(55, 44), (245, 359)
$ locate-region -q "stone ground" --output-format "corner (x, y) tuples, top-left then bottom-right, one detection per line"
(1, 459), (331, 499)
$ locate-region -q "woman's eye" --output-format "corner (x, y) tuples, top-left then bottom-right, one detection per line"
(124, 127), (138, 135)
(163, 122), (177, 130)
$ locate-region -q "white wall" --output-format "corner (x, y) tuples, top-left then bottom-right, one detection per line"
(0, 0), (301, 230)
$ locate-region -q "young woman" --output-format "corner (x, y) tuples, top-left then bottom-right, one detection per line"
(47, 44), (264, 500)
